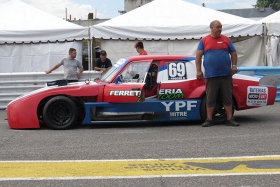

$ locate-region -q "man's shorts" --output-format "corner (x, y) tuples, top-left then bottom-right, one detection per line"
(205, 76), (232, 107)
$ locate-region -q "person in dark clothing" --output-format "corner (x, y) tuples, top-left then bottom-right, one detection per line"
(94, 50), (112, 73)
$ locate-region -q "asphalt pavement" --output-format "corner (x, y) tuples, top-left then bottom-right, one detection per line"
(1, 103), (280, 186)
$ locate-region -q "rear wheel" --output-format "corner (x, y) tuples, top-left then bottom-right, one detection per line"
(43, 96), (78, 130)
(200, 96), (235, 124)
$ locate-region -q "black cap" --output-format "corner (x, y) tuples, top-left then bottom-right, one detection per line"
(100, 50), (107, 56)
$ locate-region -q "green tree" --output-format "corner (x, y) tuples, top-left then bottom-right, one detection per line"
(254, 0), (280, 11)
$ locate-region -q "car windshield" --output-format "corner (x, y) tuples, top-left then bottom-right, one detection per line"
(100, 66), (119, 82)
(119, 61), (151, 83)
(100, 58), (128, 82)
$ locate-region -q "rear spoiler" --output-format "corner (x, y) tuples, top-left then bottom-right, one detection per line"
(238, 71), (280, 87)
(259, 74), (280, 87)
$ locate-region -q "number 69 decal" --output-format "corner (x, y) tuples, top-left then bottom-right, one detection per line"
(167, 62), (187, 80)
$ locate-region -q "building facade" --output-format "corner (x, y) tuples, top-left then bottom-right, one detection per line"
(124, 0), (153, 13)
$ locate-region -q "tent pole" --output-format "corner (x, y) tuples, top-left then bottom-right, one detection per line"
(263, 22), (268, 66)
(90, 38), (93, 72)
(87, 39), (91, 71)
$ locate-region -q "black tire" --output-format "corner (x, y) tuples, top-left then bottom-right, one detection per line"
(200, 96), (235, 124)
(43, 96), (78, 130)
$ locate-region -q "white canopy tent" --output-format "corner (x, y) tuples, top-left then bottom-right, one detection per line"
(0, 0), (89, 73)
(259, 11), (280, 36)
(90, 0), (265, 66)
(258, 11), (280, 66)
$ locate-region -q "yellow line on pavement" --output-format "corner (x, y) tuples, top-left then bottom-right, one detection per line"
(1, 156), (280, 179)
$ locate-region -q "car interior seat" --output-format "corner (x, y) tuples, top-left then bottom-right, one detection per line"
(145, 63), (158, 97)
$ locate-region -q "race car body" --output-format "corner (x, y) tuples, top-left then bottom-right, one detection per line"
(6, 55), (279, 129)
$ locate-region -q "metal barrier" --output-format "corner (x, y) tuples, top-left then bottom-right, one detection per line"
(0, 71), (101, 109)
(1, 66), (280, 109)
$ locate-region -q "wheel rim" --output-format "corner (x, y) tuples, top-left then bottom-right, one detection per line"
(48, 102), (73, 126)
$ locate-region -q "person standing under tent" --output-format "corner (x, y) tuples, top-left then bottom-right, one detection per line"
(45, 48), (84, 83)
(195, 20), (239, 127)
(135, 41), (148, 55)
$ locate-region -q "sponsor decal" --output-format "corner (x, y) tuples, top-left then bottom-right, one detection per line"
(109, 90), (141, 97)
(47, 82), (56, 86)
(122, 79), (144, 83)
(167, 62), (187, 80)
(114, 58), (127, 68)
(246, 86), (268, 106)
(159, 89), (184, 99)
(161, 101), (197, 120)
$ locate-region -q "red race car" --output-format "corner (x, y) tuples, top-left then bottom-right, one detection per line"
(6, 55), (279, 130)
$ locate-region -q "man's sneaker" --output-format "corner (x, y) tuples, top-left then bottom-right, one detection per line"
(226, 117), (240, 126)
(202, 119), (213, 127)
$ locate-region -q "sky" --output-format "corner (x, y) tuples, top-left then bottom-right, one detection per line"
(0, 0), (258, 20)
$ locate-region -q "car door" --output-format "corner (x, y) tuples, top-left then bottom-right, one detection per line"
(157, 59), (203, 99)
(103, 60), (153, 102)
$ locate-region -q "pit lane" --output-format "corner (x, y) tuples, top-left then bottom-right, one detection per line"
(1, 103), (280, 186)
(1, 156), (280, 181)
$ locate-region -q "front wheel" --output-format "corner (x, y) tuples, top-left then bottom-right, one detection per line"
(43, 96), (78, 130)
(200, 96), (235, 124)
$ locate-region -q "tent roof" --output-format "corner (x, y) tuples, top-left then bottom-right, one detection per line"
(90, 0), (262, 40)
(258, 10), (280, 23)
(0, 0), (89, 43)
(258, 10), (280, 36)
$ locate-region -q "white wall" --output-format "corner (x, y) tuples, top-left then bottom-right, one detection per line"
(0, 41), (82, 73)
(99, 36), (265, 66)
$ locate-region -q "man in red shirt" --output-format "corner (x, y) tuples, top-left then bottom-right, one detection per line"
(196, 20), (239, 127)
(135, 41), (148, 55)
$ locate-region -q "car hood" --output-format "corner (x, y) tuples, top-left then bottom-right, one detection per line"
(8, 81), (103, 106)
